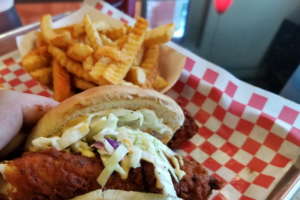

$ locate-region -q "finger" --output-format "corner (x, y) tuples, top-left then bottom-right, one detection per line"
(0, 104), (22, 150)
(20, 93), (59, 125)
(0, 90), (58, 151)
(0, 90), (59, 125)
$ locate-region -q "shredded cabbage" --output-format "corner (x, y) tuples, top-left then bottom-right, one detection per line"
(59, 122), (90, 149)
(32, 136), (61, 150)
(140, 109), (172, 135)
(97, 145), (128, 187)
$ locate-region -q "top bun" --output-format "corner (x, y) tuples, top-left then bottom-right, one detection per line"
(26, 86), (185, 150)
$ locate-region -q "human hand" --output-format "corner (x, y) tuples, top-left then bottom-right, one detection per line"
(0, 90), (58, 153)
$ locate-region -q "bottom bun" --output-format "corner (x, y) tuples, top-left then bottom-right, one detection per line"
(71, 189), (182, 200)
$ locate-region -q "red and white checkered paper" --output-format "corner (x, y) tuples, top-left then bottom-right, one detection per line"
(1, 1), (300, 199)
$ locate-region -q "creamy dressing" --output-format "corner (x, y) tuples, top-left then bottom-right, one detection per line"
(71, 141), (95, 158)
(31, 109), (185, 197)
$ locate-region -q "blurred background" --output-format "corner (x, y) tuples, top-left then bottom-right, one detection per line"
(1, 0), (300, 103)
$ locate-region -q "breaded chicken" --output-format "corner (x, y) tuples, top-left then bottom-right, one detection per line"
(0, 149), (220, 200)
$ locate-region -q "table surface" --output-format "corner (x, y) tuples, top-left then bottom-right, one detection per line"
(16, 2), (81, 25)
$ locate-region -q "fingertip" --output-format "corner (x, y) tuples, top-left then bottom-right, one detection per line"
(20, 93), (59, 125)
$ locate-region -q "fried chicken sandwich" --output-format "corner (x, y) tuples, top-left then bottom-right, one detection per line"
(0, 86), (219, 200)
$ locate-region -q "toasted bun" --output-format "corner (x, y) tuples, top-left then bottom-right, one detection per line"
(26, 86), (184, 150)
(70, 189), (181, 200)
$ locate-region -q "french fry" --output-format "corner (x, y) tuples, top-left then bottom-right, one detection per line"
(21, 52), (49, 72)
(72, 23), (85, 38)
(40, 15), (71, 48)
(94, 46), (125, 62)
(54, 26), (73, 34)
(124, 24), (132, 34)
(50, 31), (72, 48)
(101, 63), (123, 84)
(35, 32), (47, 48)
(115, 35), (128, 49)
(84, 14), (103, 49)
(141, 45), (159, 70)
(48, 45), (98, 84)
(133, 47), (144, 66)
(152, 75), (169, 91)
(102, 26), (127, 40)
(89, 58), (110, 85)
(40, 14), (56, 43)
(140, 45), (160, 86)
(125, 66), (146, 86)
(98, 57), (111, 65)
(83, 56), (94, 71)
(144, 24), (174, 47)
(75, 34), (86, 44)
(73, 77), (96, 90)
(35, 46), (50, 57)
(102, 18), (148, 84)
(30, 14), (173, 95)
(100, 34), (117, 47)
(30, 67), (52, 86)
(144, 69), (157, 88)
(52, 60), (72, 102)
(67, 43), (94, 62)
(84, 35), (90, 46)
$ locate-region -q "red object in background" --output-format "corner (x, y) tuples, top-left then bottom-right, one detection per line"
(105, 0), (136, 17)
(214, 0), (233, 14)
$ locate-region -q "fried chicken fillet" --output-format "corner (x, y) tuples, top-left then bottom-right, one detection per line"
(0, 149), (219, 200)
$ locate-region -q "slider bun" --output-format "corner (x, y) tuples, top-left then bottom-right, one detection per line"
(26, 86), (185, 150)
(70, 189), (181, 200)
